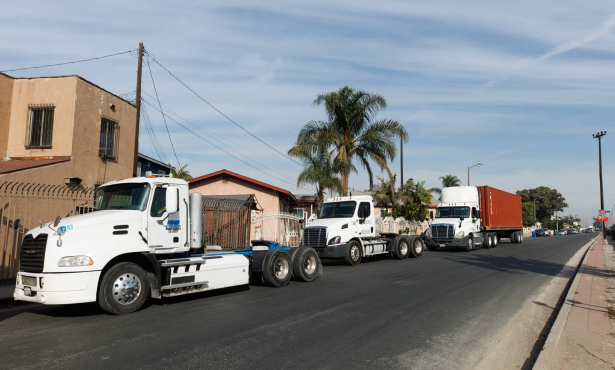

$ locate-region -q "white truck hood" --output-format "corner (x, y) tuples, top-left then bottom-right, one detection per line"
(306, 218), (352, 229)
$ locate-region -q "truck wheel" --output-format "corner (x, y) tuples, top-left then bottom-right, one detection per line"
(409, 236), (424, 258)
(287, 247), (300, 278)
(510, 232), (517, 243)
(392, 237), (410, 260)
(465, 236), (474, 252)
(492, 234), (498, 248)
(293, 247), (319, 282)
(484, 234), (492, 249)
(519, 232), (524, 243)
(98, 262), (149, 315)
(345, 240), (362, 266)
(262, 250), (292, 287)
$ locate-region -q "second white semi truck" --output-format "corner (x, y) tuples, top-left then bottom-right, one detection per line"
(300, 196), (424, 265)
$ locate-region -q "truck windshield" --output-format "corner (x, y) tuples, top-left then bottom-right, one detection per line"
(436, 206), (470, 218)
(319, 201), (357, 219)
(96, 183), (150, 211)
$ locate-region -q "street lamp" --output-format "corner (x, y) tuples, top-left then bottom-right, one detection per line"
(467, 163), (484, 186)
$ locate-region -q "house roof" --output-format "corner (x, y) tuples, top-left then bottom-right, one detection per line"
(0, 157), (71, 175)
(137, 153), (175, 171)
(189, 169), (290, 195)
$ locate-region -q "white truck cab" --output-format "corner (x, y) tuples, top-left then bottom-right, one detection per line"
(13, 176), (321, 314)
(302, 196), (424, 265)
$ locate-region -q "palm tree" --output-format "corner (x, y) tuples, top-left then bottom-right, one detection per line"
(372, 175), (396, 213)
(430, 174), (461, 197)
(296, 149), (343, 212)
(289, 86), (407, 197)
(172, 164), (193, 181)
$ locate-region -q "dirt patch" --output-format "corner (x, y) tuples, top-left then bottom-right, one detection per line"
(603, 240), (615, 335)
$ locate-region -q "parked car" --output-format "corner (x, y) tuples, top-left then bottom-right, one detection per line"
(558, 230), (567, 235)
(536, 228), (549, 237)
(570, 229), (579, 234)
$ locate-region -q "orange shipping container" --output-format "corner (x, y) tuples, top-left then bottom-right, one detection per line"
(478, 186), (523, 230)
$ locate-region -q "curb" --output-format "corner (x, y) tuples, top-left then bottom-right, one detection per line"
(532, 235), (599, 370)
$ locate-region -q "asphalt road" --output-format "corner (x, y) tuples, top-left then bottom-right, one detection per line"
(0, 233), (595, 370)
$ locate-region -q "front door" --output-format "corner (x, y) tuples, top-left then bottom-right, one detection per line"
(147, 186), (182, 252)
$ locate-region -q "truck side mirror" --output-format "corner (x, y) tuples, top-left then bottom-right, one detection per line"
(165, 187), (179, 214)
(12, 219), (21, 231)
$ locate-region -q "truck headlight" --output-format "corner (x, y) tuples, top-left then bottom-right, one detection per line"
(425, 228), (431, 237)
(455, 231), (465, 237)
(58, 256), (94, 267)
(328, 236), (341, 245)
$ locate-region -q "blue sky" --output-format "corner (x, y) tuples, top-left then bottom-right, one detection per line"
(2, 1), (614, 225)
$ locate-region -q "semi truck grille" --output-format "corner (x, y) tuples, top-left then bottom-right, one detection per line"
(433, 225), (454, 239)
(302, 228), (326, 247)
(19, 234), (48, 273)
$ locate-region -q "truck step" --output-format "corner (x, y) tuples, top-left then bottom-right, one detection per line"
(161, 281), (209, 290)
(160, 256), (222, 267)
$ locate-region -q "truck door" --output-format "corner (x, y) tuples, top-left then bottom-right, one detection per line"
(471, 207), (480, 232)
(147, 185), (183, 251)
(357, 202), (374, 236)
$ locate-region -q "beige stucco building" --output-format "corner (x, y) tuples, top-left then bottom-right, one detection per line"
(0, 72), (137, 188)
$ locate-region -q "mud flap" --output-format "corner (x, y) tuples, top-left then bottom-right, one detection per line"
(317, 259), (324, 277)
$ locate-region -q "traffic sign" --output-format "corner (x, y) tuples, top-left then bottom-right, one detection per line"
(599, 209), (605, 217)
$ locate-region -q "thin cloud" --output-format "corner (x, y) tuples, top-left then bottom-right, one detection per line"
(484, 14), (615, 88)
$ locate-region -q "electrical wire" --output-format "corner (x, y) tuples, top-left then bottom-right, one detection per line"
(148, 54), (304, 167)
(146, 59), (182, 171)
(142, 98), (311, 191)
(141, 90), (302, 182)
(0, 50), (134, 73)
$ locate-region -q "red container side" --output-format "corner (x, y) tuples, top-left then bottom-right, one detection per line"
(478, 186), (523, 230)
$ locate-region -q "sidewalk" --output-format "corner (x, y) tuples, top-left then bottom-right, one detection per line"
(535, 234), (615, 369)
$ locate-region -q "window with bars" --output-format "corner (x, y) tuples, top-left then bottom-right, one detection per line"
(26, 105), (55, 149)
(99, 117), (118, 159)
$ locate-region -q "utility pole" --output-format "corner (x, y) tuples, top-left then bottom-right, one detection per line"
(400, 137), (404, 187)
(593, 131), (607, 238)
(133, 42), (144, 177)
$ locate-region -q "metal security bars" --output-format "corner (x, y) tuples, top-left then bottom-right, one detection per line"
(201, 196), (253, 249)
(26, 105), (55, 149)
(99, 117), (118, 159)
(0, 182), (97, 283)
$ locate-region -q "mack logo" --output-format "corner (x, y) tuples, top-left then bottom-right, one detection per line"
(23, 249), (37, 255)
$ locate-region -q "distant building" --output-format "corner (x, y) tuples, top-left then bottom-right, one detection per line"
(137, 153), (174, 177)
(0, 72), (137, 187)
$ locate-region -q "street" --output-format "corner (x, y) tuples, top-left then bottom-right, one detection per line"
(0, 233), (594, 370)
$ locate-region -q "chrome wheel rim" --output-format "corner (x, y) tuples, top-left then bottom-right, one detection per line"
(468, 238), (473, 249)
(350, 245), (360, 261)
(400, 241), (409, 255)
(112, 273), (141, 305)
(414, 240), (422, 253)
(274, 257), (290, 279)
(493, 236), (498, 246)
(303, 254), (317, 274)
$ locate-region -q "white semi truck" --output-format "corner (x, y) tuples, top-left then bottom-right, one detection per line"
(300, 195), (424, 265)
(13, 176), (322, 314)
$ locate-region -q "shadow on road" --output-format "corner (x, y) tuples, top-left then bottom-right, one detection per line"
(442, 254), (582, 277)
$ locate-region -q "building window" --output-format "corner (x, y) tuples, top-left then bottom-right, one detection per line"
(26, 105), (55, 149)
(99, 117), (118, 159)
(293, 208), (304, 219)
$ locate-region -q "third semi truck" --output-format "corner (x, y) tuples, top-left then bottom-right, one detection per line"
(425, 186), (523, 251)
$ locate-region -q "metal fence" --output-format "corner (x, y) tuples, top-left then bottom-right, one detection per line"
(0, 182), (96, 283)
(252, 212), (303, 247)
(202, 196), (253, 249)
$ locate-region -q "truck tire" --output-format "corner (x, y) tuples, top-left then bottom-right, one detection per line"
(345, 240), (362, 266)
(465, 236), (474, 252)
(262, 250), (292, 287)
(391, 237), (410, 260)
(519, 232), (524, 243)
(292, 247), (319, 282)
(98, 262), (149, 315)
(510, 232), (517, 243)
(484, 234), (492, 248)
(492, 234), (498, 248)
(287, 247), (300, 277)
(409, 236), (424, 258)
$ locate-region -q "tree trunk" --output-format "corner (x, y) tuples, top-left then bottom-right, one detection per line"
(341, 168), (349, 196)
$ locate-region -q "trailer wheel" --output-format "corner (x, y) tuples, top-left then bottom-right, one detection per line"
(392, 237), (410, 260)
(519, 232), (524, 244)
(510, 232), (517, 243)
(465, 236), (474, 252)
(484, 234), (492, 248)
(492, 234), (498, 248)
(292, 247), (319, 282)
(98, 262), (149, 315)
(409, 236), (424, 258)
(345, 240), (362, 266)
(263, 250), (292, 287)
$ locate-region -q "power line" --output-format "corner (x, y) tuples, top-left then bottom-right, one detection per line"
(142, 98), (310, 191)
(141, 90), (303, 182)
(148, 54), (304, 167)
(146, 59), (182, 170)
(0, 50), (134, 73)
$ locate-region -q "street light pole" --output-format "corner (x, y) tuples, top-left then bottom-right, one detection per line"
(467, 163), (484, 186)
(593, 131), (607, 238)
